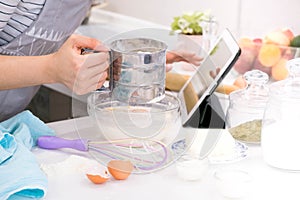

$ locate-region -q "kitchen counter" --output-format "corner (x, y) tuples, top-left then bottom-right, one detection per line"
(34, 9), (300, 200)
(33, 117), (300, 200)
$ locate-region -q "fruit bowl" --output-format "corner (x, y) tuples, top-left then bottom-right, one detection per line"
(232, 40), (300, 82)
(232, 29), (300, 82)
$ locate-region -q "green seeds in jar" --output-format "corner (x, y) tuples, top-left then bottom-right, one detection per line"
(228, 119), (262, 143)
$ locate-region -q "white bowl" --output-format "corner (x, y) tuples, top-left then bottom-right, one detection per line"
(176, 154), (209, 181)
(214, 169), (252, 199)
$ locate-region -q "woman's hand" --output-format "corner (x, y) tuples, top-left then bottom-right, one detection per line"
(49, 34), (110, 95)
(166, 51), (203, 72)
(166, 51), (202, 65)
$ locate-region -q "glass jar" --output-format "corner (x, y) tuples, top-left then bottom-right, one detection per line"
(261, 58), (300, 170)
(226, 70), (269, 143)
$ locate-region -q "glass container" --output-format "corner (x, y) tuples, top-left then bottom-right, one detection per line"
(226, 69), (269, 143)
(261, 58), (300, 170)
(201, 15), (219, 53)
(87, 91), (181, 145)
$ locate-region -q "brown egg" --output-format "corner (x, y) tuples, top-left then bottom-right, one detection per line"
(107, 160), (134, 180)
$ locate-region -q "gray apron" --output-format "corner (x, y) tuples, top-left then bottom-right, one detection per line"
(0, 0), (93, 121)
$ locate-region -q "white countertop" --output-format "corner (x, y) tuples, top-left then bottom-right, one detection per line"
(32, 117), (300, 200)
(37, 9), (300, 200)
(36, 9), (300, 200)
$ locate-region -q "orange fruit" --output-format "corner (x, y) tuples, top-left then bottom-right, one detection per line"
(238, 37), (255, 49)
(271, 58), (289, 81)
(264, 31), (290, 46)
(252, 59), (272, 76)
(281, 28), (294, 42)
(86, 174), (109, 184)
(258, 44), (281, 67)
(233, 48), (256, 74)
(107, 160), (134, 180)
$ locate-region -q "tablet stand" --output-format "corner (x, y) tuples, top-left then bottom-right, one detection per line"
(183, 93), (226, 129)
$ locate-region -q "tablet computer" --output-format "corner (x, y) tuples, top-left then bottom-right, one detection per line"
(178, 29), (241, 127)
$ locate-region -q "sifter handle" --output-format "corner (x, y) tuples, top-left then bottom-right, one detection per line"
(37, 136), (89, 151)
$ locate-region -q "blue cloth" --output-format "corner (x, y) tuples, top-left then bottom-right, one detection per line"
(0, 110), (55, 200)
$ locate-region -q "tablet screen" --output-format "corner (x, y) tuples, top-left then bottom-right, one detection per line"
(178, 29), (240, 126)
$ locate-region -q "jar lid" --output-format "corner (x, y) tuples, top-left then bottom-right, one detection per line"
(244, 69), (269, 85)
(229, 70), (269, 104)
(287, 58), (300, 77)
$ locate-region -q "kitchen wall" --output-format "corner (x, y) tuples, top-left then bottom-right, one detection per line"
(103, 0), (300, 39)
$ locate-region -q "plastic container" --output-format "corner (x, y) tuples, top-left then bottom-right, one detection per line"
(226, 70), (269, 143)
(261, 58), (300, 170)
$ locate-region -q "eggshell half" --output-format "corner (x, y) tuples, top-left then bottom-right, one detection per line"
(86, 174), (109, 184)
(107, 160), (134, 180)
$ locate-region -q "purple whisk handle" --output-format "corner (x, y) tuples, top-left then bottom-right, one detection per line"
(37, 136), (88, 151)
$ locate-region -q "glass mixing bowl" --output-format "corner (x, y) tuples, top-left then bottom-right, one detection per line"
(87, 91), (181, 145)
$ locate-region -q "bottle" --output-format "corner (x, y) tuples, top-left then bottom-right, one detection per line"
(226, 70), (269, 143)
(261, 58), (300, 170)
(201, 15), (219, 53)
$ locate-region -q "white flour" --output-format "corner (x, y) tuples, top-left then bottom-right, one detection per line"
(40, 155), (108, 177)
(188, 129), (236, 161)
(262, 120), (300, 170)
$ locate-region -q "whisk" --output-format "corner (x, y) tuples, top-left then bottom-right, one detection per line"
(37, 136), (169, 172)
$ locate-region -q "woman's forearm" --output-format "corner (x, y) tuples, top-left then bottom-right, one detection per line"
(0, 34), (110, 95)
(0, 54), (55, 90)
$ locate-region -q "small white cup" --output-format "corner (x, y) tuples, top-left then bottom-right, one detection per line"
(176, 154), (209, 181)
(214, 169), (252, 199)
